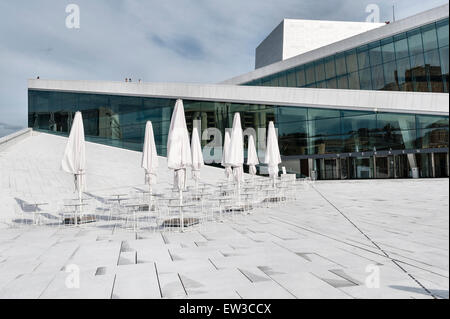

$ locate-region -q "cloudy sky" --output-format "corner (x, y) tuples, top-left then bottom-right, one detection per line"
(0, 0), (448, 130)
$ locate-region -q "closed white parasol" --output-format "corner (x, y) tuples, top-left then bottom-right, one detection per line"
(141, 121), (158, 206)
(264, 121), (281, 186)
(167, 99), (192, 231)
(221, 130), (232, 181)
(191, 127), (204, 191)
(226, 113), (244, 203)
(61, 111), (86, 225)
(247, 135), (259, 178)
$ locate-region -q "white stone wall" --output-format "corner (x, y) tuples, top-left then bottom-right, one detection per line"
(282, 19), (384, 61)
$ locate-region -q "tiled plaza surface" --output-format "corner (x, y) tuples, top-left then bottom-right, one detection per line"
(0, 133), (448, 299)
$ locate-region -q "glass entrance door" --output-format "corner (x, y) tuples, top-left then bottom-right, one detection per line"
(352, 157), (374, 179)
(340, 158), (349, 179)
(300, 159), (309, 178)
(417, 153), (433, 178)
(394, 154), (410, 178)
(375, 156), (395, 179)
(376, 156), (388, 178)
(324, 159), (338, 180)
(434, 153), (449, 178)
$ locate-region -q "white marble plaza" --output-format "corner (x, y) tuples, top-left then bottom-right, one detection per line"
(0, 132), (448, 299)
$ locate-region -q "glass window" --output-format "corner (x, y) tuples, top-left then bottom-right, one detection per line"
(383, 60), (398, 90)
(309, 118), (342, 137)
(422, 23), (439, 52)
(341, 110), (374, 117)
(357, 45), (371, 69)
(253, 79), (262, 86)
(394, 33), (409, 60)
(409, 53), (427, 92)
(278, 121), (309, 138)
(440, 46), (449, 75)
(316, 81), (327, 89)
(286, 70), (297, 87)
(407, 28), (424, 56)
(279, 137), (308, 156)
(296, 67), (306, 87)
(308, 108), (340, 121)
(309, 135), (343, 154)
(326, 78), (337, 89)
(337, 75), (349, 89)
(377, 113), (416, 131)
(345, 49), (358, 73)
(324, 56), (336, 78)
(305, 64), (316, 84)
(381, 38), (395, 63)
(348, 71), (360, 90)
(60, 93), (78, 113)
(424, 48), (442, 66)
(28, 89), (449, 160)
(261, 77), (271, 86)
(336, 53), (347, 75)
(359, 68), (372, 90)
(396, 57), (411, 90)
(28, 91), (181, 153)
(242, 20), (448, 94)
(440, 46), (449, 92)
(373, 129), (417, 150)
(416, 127), (449, 149)
(342, 114), (377, 135)
(424, 49), (444, 92)
(416, 115), (449, 129)
(315, 61), (326, 82)
(278, 107), (308, 124)
(278, 73), (287, 87)
(437, 19), (449, 47)
(369, 42), (383, 66)
(410, 53), (425, 68)
(371, 64), (385, 90)
(269, 76), (279, 87)
(32, 91), (52, 113)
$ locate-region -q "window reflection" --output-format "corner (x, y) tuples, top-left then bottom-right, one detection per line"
(246, 19), (448, 94)
(28, 91), (449, 161)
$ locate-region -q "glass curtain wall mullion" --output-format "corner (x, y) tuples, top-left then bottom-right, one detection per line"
(407, 28), (424, 92)
(343, 52), (350, 88)
(434, 22), (445, 93)
(377, 43), (386, 90)
(421, 22), (434, 92)
(286, 69), (297, 87)
(355, 47), (363, 90)
(436, 19), (449, 93)
(296, 66), (307, 87)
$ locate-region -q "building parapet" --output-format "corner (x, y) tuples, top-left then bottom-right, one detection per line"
(0, 128), (33, 152)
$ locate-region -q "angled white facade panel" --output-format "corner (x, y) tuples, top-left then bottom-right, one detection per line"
(256, 19), (384, 69)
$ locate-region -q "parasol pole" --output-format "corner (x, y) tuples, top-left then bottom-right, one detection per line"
(179, 188), (184, 233)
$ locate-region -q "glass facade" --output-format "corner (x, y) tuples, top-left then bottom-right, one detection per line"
(29, 89), (449, 179)
(244, 18), (449, 93)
